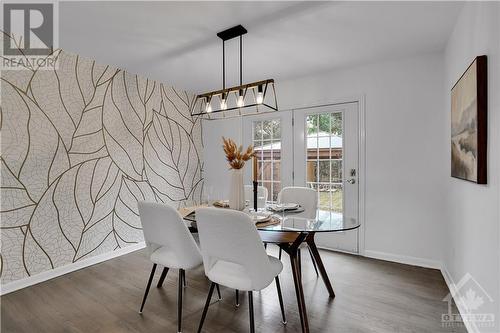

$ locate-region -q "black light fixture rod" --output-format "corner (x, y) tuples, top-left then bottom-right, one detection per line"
(240, 35), (243, 86)
(222, 40), (225, 90)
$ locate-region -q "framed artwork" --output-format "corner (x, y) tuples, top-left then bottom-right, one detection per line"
(451, 55), (487, 184)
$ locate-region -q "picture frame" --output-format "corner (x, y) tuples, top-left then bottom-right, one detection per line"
(451, 55), (487, 184)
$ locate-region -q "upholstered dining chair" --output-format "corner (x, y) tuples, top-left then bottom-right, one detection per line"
(277, 186), (319, 276)
(195, 207), (286, 333)
(244, 185), (268, 209)
(138, 202), (221, 333)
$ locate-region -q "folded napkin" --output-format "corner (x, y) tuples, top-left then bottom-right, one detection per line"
(213, 200), (229, 208)
(256, 217), (280, 228)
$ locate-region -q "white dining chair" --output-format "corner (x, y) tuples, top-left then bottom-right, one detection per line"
(138, 202), (220, 333)
(244, 185), (268, 209)
(195, 207), (286, 333)
(278, 186), (317, 219)
(277, 186), (319, 276)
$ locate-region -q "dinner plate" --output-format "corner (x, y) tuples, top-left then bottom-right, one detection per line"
(249, 211), (272, 223)
(268, 203), (300, 212)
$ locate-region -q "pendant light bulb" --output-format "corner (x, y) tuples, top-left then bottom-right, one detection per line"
(220, 93), (228, 110)
(256, 85), (264, 104)
(205, 97), (212, 113)
(237, 89), (245, 107)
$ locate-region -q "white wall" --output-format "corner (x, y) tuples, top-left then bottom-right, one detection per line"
(203, 52), (446, 267)
(202, 5), (500, 331)
(202, 117), (243, 200)
(443, 2), (500, 332)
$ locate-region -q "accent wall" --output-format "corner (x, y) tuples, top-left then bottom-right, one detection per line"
(1, 49), (203, 285)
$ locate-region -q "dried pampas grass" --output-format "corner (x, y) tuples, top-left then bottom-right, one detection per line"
(222, 137), (254, 170)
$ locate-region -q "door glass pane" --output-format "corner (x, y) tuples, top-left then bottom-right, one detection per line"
(305, 112), (343, 213)
(261, 161), (272, 181)
(318, 113), (333, 134)
(332, 184), (343, 213)
(272, 182), (281, 202)
(262, 122), (272, 140)
(261, 181), (272, 202)
(253, 119), (281, 202)
(306, 114), (318, 135)
(271, 119), (281, 139)
(318, 160), (330, 182)
(273, 161), (281, 181)
(331, 160), (342, 183)
(254, 121), (263, 140)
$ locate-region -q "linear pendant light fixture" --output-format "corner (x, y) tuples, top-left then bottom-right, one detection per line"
(192, 25), (278, 119)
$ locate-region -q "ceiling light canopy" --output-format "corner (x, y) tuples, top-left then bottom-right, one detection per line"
(192, 25), (278, 119)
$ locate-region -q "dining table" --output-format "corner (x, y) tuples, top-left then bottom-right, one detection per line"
(182, 206), (360, 333)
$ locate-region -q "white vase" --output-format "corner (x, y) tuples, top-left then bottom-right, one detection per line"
(228, 169), (245, 210)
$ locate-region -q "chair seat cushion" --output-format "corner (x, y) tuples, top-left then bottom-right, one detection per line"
(207, 255), (283, 291)
(150, 246), (202, 270)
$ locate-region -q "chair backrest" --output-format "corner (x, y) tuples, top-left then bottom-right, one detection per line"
(278, 186), (318, 219)
(138, 201), (201, 266)
(244, 185), (268, 208)
(196, 207), (273, 290)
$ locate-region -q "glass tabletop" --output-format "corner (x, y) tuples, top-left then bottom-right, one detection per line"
(258, 210), (359, 233)
(184, 207), (360, 233)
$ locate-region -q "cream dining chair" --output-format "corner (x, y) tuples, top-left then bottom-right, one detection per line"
(138, 202), (221, 333)
(195, 207), (286, 333)
(277, 186), (319, 276)
(244, 184), (268, 209)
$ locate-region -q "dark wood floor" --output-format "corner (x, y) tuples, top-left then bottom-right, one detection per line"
(1, 247), (466, 333)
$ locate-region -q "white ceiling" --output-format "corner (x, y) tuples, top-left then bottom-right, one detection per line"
(60, 1), (463, 94)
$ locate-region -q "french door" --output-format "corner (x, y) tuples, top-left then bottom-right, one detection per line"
(293, 103), (359, 253)
(243, 102), (360, 253)
(242, 112), (293, 201)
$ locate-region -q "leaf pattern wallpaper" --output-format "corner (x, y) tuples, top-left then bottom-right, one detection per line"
(0, 49), (204, 284)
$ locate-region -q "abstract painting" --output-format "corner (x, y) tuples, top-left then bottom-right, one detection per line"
(451, 55), (487, 184)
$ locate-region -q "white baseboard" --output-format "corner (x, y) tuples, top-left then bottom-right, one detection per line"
(317, 245), (359, 256)
(441, 266), (476, 333)
(364, 250), (441, 269)
(0, 242), (146, 296)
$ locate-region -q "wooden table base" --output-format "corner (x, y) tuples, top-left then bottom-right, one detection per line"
(279, 232), (309, 332)
(306, 233), (335, 298)
(260, 231), (337, 333)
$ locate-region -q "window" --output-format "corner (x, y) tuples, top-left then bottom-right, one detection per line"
(306, 112), (343, 213)
(253, 119), (281, 202)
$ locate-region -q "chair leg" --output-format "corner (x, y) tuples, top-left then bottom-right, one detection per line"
(197, 282), (216, 333)
(279, 247), (282, 260)
(139, 263), (157, 313)
(248, 291), (255, 333)
(298, 249), (302, 278)
(308, 246), (319, 277)
(275, 276), (286, 324)
(178, 269), (184, 333)
(157, 267), (169, 288)
(216, 284), (222, 300)
(235, 290), (240, 307)
(182, 270), (187, 288)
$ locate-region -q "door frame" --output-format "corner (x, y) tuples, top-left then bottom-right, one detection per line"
(240, 95), (366, 256)
(284, 95), (366, 256)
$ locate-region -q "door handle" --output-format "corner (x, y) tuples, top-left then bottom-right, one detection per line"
(346, 179), (356, 184)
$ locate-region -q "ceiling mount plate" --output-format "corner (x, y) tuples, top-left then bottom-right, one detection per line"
(217, 25), (247, 41)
